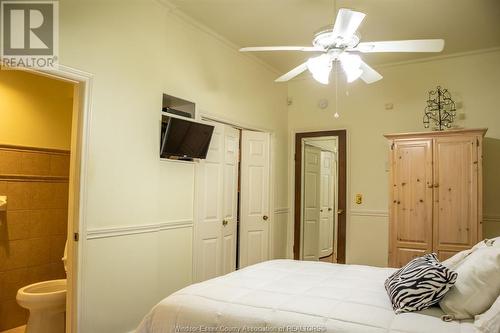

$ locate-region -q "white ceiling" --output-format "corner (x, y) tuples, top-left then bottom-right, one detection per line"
(169, 0), (500, 73)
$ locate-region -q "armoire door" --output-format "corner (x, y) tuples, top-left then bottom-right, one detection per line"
(239, 130), (270, 268)
(195, 123), (239, 282)
(319, 151), (334, 258)
(302, 145), (321, 261)
(390, 139), (434, 267)
(433, 136), (478, 260)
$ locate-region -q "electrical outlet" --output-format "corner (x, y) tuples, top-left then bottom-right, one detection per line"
(355, 194), (362, 205)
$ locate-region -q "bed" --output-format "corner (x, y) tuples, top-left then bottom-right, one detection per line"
(136, 260), (475, 333)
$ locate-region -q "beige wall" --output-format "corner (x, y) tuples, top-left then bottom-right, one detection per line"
(59, 1), (288, 332)
(0, 70), (73, 150)
(288, 49), (500, 267)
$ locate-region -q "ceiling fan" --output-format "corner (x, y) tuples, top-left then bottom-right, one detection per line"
(239, 8), (445, 85)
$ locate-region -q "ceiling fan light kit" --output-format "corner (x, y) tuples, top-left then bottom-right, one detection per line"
(240, 8), (445, 85)
(306, 54), (332, 84)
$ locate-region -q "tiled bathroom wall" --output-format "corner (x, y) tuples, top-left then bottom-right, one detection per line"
(0, 145), (69, 331)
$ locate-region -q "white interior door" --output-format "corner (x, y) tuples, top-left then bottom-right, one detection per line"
(195, 123), (239, 282)
(302, 144), (321, 261)
(331, 153), (338, 261)
(221, 126), (239, 275)
(195, 124), (223, 282)
(239, 130), (270, 268)
(319, 151), (334, 258)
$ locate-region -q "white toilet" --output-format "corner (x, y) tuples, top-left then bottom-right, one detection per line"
(16, 243), (68, 333)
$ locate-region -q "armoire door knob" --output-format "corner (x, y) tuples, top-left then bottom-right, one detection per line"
(262, 215), (269, 221)
(222, 220), (228, 226)
(328, 208), (333, 211)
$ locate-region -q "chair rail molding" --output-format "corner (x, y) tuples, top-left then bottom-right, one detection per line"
(350, 209), (389, 218)
(275, 207), (289, 215)
(86, 220), (193, 240)
(484, 215), (500, 223)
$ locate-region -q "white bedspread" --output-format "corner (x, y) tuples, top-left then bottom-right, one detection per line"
(136, 260), (475, 333)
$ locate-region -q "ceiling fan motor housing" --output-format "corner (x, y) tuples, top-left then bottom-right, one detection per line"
(313, 25), (360, 50)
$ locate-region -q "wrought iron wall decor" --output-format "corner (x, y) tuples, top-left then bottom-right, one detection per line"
(423, 86), (456, 131)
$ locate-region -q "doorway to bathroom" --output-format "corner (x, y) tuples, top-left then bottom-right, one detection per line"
(0, 67), (86, 333)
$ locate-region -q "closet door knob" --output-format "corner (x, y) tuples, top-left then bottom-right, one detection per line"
(262, 215), (269, 221)
(328, 208), (333, 211)
(222, 220), (228, 226)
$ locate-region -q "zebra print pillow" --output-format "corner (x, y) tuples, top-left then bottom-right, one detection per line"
(385, 253), (458, 314)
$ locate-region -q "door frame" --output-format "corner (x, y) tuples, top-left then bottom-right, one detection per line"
(294, 130), (347, 263)
(24, 65), (93, 333)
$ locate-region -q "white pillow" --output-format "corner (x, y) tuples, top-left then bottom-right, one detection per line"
(439, 246), (500, 319)
(475, 296), (500, 333)
(441, 239), (490, 270)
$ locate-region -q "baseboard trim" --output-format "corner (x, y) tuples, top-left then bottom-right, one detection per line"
(350, 209), (389, 218)
(86, 219), (193, 240)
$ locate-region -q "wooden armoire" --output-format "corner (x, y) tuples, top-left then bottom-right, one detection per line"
(384, 128), (487, 267)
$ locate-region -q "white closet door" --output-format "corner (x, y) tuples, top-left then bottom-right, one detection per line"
(195, 124), (224, 282)
(239, 130), (270, 268)
(195, 123), (240, 281)
(221, 126), (239, 274)
(319, 151), (334, 258)
(302, 145), (321, 261)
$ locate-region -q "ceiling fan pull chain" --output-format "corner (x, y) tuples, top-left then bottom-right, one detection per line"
(334, 62), (340, 119)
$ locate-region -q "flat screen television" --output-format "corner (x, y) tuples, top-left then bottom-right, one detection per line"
(160, 117), (214, 160)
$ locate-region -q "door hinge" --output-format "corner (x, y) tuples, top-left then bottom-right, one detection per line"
(73, 232), (79, 242)
(390, 142), (395, 150)
(476, 138), (480, 146)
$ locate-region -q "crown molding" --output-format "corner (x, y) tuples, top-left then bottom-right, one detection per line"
(155, 0), (281, 76)
(378, 46), (500, 69)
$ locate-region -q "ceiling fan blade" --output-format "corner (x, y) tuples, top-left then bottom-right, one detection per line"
(240, 46), (323, 52)
(354, 39), (445, 53)
(332, 8), (366, 41)
(359, 61), (383, 84)
(275, 62), (308, 82)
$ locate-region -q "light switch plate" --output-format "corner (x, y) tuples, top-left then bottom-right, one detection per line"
(355, 194), (362, 205)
